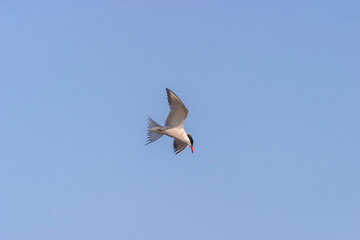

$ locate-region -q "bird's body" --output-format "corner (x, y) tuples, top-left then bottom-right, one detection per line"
(146, 88), (194, 154)
(150, 126), (190, 145)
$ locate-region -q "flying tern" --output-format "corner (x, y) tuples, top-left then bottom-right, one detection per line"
(146, 88), (194, 154)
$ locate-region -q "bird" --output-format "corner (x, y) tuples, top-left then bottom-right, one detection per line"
(146, 88), (194, 154)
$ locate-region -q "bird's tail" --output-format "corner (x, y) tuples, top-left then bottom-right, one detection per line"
(145, 115), (164, 145)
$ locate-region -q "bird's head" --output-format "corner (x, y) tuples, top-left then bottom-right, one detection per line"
(187, 133), (194, 153)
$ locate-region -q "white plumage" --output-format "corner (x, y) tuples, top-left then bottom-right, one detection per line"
(146, 88), (194, 154)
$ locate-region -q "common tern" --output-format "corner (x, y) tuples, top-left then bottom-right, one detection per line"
(146, 88), (194, 154)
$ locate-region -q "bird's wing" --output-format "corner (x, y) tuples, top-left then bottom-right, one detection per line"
(165, 88), (189, 128)
(173, 139), (187, 154)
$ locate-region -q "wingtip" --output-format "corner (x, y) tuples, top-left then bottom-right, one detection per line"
(166, 88), (173, 96)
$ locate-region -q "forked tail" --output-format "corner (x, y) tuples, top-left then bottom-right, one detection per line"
(145, 115), (163, 145)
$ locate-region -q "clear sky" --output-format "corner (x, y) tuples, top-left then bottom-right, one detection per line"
(1, 1), (359, 239)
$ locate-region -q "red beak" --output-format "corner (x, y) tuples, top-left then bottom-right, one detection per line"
(190, 145), (193, 153)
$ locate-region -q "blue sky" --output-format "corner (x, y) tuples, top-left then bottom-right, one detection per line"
(1, 1), (359, 239)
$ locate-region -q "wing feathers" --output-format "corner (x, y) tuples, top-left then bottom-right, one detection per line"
(173, 139), (187, 154)
(165, 88), (189, 128)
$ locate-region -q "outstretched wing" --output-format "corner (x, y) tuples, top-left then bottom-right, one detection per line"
(173, 139), (187, 154)
(165, 88), (189, 128)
